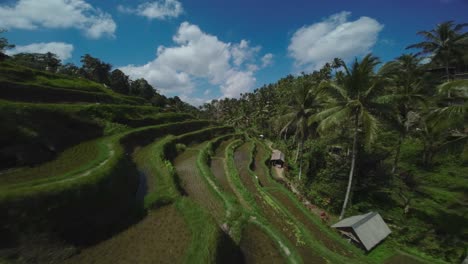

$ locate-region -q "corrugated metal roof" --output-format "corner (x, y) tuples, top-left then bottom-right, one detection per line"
(462, 255), (468, 264)
(270, 150), (285, 161)
(332, 212), (391, 251)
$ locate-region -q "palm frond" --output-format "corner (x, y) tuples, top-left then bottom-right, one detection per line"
(319, 81), (348, 102)
(361, 109), (379, 147)
(437, 80), (468, 97)
(316, 106), (351, 133)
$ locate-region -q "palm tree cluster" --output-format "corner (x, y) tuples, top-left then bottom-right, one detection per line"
(200, 21), (467, 220)
(200, 21), (467, 261)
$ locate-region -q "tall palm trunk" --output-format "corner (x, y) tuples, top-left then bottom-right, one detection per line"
(392, 135), (403, 174)
(295, 141), (300, 163)
(298, 138), (304, 180)
(445, 58), (451, 96)
(339, 113), (359, 220)
(445, 64), (450, 82)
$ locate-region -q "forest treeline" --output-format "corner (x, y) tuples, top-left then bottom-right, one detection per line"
(0, 31), (195, 112)
(199, 21), (468, 262)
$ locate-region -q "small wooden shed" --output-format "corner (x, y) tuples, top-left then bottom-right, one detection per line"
(270, 150), (285, 168)
(331, 212), (391, 251)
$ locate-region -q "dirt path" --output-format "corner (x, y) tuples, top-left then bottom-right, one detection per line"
(65, 205), (191, 264)
(173, 143), (225, 223)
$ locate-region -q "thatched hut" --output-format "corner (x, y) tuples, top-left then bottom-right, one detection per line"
(270, 150), (285, 168)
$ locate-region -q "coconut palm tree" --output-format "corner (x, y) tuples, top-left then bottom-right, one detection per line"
(406, 21), (468, 81)
(277, 77), (321, 180)
(378, 54), (427, 174)
(317, 54), (385, 220)
(419, 79), (468, 166)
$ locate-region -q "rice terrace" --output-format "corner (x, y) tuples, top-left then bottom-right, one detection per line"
(0, 0), (467, 263)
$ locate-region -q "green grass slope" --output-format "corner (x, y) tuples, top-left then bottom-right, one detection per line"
(0, 62), (145, 104)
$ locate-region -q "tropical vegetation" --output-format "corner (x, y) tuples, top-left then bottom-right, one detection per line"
(0, 21), (466, 264)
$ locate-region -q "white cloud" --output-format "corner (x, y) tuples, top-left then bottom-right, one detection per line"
(0, 0), (116, 39)
(220, 70), (256, 98)
(118, 0), (183, 20)
(261, 53), (273, 67)
(179, 95), (209, 107)
(120, 21), (270, 100)
(231, 40), (261, 66)
(6, 42), (74, 60)
(288, 11), (383, 70)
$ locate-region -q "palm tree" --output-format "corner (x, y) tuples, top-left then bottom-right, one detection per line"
(407, 21), (468, 81)
(418, 79), (468, 166)
(277, 77), (321, 180)
(378, 54), (426, 174)
(317, 54), (385, 220)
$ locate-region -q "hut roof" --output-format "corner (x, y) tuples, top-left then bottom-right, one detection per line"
(462, 255), (468, 264)
(332, 212), (391, 251)
(270, 150), (285, 161)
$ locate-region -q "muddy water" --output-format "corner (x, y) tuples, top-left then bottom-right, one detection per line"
(65, 205), (191, 264)
(135, 171), (148, 203)
(173, 144), (224, 223)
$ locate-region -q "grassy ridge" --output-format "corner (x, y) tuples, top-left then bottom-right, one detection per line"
(225, 139), (302, 264)
(256, 140), (441, 264)
(133, 126), (238, 263)
(0, 62), (103, 92)
(0, 62), (145, 104)
(0, 120), (217, 248)
(135, 126), (235, 209)
(256, 140), (372, 263)
(175, 197), (221, 263)
(196, 134), (246, 240)
(0, 120), (209, 190)
(0, 100), (193, 169)
(0, 81), (146, 105)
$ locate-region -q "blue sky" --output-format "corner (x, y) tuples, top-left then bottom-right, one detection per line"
(2, 0), (467, 105)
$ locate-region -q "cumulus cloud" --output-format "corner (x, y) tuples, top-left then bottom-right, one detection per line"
(118, 0), (183, 20)
(261, 53), (274, 67)
(288, 11), (383, 70)
(0, 0), (116, 39)
(6, 42), (74, 60)
(120, 21), (270, 101)
(231, 40), (261, 66)
(220, 70), (256, 98)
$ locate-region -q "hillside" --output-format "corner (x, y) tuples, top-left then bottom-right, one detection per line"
(0, 58), (453, 264)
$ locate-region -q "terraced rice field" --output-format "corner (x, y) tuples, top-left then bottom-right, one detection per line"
(174, 143), (225, 223)
(2, 127), (432, 264)
(65, 205), (191, 264)
(210, 139), (236, 196)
